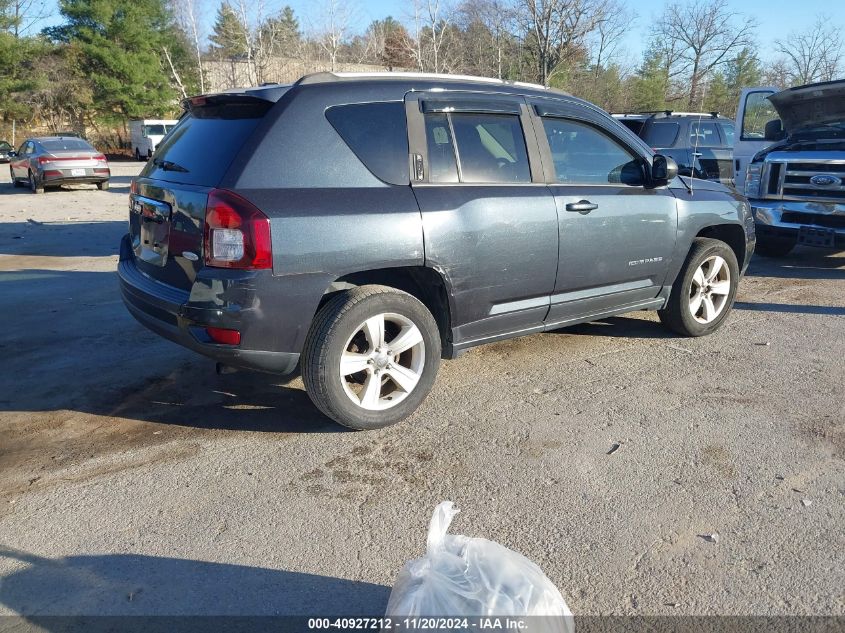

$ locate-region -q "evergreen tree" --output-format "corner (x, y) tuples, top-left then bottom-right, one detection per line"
(630, 44), (669, 111)
(209, 2), (249, 59)
(46, 0), (179, 120)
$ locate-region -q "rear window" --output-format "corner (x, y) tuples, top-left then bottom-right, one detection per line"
(41, 138), (94, 151)
(689, 121), (721, 147)
(643, 122), (679, 147)
(142, 100), (270, 186)
(326, 102), (409, 185)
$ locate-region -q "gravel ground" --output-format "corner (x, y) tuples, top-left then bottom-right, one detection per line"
(0, 162), (843, 618)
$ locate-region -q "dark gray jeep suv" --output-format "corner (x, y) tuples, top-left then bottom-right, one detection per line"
(118, 72), (755, 430)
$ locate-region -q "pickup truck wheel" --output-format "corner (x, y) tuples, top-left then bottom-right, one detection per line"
(659, 238), (739, 337)
(302, 285), (441, 430)
(754, 235), (796, 258)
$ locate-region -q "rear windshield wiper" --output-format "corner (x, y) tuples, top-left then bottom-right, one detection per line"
(152, 157), (189, 173)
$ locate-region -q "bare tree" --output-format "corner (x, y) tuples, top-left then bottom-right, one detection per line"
(314, 0), (356, 71)
(456, 0), (514, 78)
(171, 0), (206, 93)
(5, 0), (50, 38)
(406, 0), (456, 73)
(588, 0), (632, 78)
(774, 15), (843, 86)
(514, 0), (611, 86)
(654, 0), (756, 109)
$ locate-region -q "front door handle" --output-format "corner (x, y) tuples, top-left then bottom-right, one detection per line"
(565, 200), (598, 214)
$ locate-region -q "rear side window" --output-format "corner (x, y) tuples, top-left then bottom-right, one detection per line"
(643, 122), (680, 147)
(425, 114), (459, 183)
(143, 100), (271, 186)
(719, 121), (735, 146)
(451, 113), (531, 183)
(689, 121), (720, 147)
(326, 102), (409, 185)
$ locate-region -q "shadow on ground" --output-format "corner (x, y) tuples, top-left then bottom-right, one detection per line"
(0, 221), (125, 257)
(746, 247), (845, 280)
(0, 548), (390, 623)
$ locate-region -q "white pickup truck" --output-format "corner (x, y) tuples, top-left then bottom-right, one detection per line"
(129, 119), (178, 161)
(734, 81), (845, 256)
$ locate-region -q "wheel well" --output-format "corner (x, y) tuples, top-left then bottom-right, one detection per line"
(696, 224), (745, 266)
(320, 267), (453, 357)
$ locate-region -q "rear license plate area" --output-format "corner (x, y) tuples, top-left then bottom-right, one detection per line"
(70, 168), (86, 177)
(130, 195), (173, 266)
(797, 225), (835, 248)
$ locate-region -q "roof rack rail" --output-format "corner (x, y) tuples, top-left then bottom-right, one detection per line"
(613, 110), (721, 118)
(296, 71), (550, 92)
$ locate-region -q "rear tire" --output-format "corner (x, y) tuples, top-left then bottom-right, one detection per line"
(97, 180), (109, 191)
(10, 167), (20, 187)
(659, 238), (739, 337)
(29, 170), (44, 194)
(302, 285), (441, 430)
(755, 234), (796, 258)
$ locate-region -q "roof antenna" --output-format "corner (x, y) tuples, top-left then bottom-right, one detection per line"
(689, 85), (708, 197)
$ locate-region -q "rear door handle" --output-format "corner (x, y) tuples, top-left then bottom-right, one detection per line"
(565, 200), (598, 214)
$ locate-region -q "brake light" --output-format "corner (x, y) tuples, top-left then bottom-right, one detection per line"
(203, 189), (272, 269)
(37, 156), (51, 165)
(206, 326), (241, 345)
(94, 154), (107, 162)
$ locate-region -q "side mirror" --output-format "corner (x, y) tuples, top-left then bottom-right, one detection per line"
(8, 151), (16, 157)
(764, 119), (786, 141)
(652, 154), (678, 185)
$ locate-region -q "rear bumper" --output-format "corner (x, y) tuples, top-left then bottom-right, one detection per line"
(751, 199), (845, 247)
(118, 235), (300, 375)
(42, 171), (109, 186)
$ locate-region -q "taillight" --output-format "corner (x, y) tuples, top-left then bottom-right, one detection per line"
(94, 154), (107, 162)
(37, 156), (51, 165)
(206, 326), (241, 345)
(130, 179), (138, 194)
(203, 189), (272, 270)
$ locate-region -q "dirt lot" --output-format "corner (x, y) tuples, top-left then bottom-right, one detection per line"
(0, 162), (843, 618)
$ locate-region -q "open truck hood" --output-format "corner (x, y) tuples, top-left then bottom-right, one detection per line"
(770, 80), (845, 133)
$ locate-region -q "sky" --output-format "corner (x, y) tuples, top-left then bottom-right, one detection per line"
(26, 0), (845, 67)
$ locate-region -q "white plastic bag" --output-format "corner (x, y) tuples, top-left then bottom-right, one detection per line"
(385, 501), (574, 633)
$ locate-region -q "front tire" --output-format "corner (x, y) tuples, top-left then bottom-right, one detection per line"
(659, 238), (739, 337)
(755, 234), (796, 258)
(302, 285), (441, 430)
(97, 180), (109, 191)
(10, 167), (21, 187)
(135, 148), (141, 161)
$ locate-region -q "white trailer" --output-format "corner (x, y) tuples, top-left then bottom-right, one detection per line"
(129, 119), (178, 161)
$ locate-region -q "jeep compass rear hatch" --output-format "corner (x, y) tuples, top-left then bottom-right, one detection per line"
(129, 89), (285, 290)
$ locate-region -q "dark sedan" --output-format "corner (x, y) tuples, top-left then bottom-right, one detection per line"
(9, 136), (110, 193)
(0, 141), (12, 163)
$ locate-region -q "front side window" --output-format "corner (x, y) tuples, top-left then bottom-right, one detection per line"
(689, 121), (720, 147)
(542, 118), (644, 186)
(741, 91), (777, 140)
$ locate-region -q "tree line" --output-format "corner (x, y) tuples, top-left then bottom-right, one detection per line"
(1, 0), (843, 145)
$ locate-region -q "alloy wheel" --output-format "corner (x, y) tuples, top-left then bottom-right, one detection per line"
(339, 312), (426, 411)
(689, 255), (731, 324)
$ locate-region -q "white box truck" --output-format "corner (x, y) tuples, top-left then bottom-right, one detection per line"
(129, 119), (178, 161)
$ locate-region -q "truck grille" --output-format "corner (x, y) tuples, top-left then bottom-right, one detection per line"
(780, 212), (845, 229)
(766, 161), (845, 201)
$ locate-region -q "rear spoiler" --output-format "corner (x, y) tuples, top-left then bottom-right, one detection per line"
(182, 85), (292, 113)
